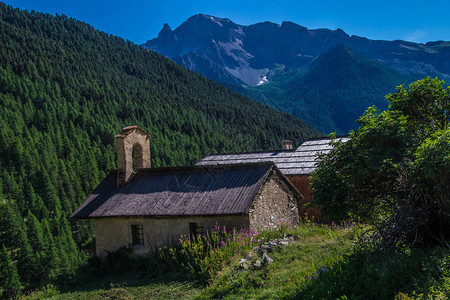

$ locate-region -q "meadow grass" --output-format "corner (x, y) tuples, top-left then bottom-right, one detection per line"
(198, 222), (357, 299)
(24, 222), (449, 299)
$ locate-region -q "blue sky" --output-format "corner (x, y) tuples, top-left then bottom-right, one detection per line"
(3, 0), (450, 44)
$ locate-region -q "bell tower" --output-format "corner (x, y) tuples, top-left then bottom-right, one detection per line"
(115, 126), (151, 186)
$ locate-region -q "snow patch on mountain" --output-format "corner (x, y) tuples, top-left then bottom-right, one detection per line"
(225, 66), (269, 86)
(257, 75), (269, 86)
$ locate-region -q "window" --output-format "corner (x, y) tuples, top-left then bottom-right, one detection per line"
(131, 224), (144, 246)
(189, 222), (205, 237)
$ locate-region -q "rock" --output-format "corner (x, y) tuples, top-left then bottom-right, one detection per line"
(262, 253), (274, 264)
(253, 259), (263, 269)
(261, 244), (272, 253)
(268, 241), (277, 247)
(238, 258), (251, 270)
(244, 251), (258, 260)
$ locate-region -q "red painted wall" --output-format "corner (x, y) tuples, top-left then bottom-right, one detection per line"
(286, 175), (322, 221)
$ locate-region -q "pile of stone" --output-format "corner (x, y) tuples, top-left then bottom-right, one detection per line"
(237, 233), (296, 270)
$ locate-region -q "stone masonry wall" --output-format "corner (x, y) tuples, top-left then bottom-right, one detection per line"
(248, 173), (300, 229)
(94, 215), (249, 257)
(116, 127), (151, 185)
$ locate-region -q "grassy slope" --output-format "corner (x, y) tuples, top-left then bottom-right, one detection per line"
(24, 224), (449, 299)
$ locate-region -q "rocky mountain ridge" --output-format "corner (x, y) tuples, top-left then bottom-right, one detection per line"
(143, 14), (450, 86)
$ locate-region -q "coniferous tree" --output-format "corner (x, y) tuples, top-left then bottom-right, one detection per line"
(0, 2), (320, 290)
(0, 245), (22, 299)
(26, 210), (44, 253)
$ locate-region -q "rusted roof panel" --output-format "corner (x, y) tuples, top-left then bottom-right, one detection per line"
(71, 163), (276, 218)
(197, 137), (349, 175)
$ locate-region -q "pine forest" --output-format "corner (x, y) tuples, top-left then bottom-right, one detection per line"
(0, 3), (319, 293)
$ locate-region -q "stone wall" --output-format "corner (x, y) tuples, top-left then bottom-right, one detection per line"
(116, 126), (151, 185)
(248, 173), (300, 229)
(94, 215), (249, 257)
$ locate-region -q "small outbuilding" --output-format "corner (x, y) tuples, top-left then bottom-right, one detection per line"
(197, 137), (349, 220)
(71, 126), (301, 257)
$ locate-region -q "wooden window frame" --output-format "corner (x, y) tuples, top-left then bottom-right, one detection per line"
(189, 222), (205, 237)
(131, 224), (144, 246)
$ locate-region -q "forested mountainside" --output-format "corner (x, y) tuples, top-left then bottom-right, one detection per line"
(235, 45), (415, 133)
(0, 3), (319, 293)
(144, 14), (449, 133)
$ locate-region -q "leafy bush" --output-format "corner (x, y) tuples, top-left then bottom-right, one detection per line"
(311, 78), (450, 249)
(295, 246), (450, 299)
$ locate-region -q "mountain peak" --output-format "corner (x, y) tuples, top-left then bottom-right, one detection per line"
(185, 14), (232, 27)
(158, 23), (172, 37)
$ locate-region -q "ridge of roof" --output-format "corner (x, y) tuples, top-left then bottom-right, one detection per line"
(199, 136), (349, 157)
(198, 149), (296, 157)
(305, 135), (349, 141)
(115, 126), (149, 138)
(108, 162), (277, 175)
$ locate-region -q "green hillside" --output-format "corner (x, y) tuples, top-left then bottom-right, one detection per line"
(24, 224), (450, 299)
(240, 44), (415, 134)
(0, 3), (319, 294)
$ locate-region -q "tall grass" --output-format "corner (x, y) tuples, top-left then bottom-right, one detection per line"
(25, 222), (448, 299)
(150, 226), (263, 280)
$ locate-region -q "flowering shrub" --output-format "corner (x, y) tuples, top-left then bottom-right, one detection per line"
(152, 225), (263, 280)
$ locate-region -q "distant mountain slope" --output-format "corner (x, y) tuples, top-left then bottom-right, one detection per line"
(143, 14), (450, 86)
(253, 45), (415, 133)
(143, 14), (449, 133)
(0, 3), (319, 293)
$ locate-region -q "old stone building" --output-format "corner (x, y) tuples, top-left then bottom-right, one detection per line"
(197, 136), (349, 220)
(71, 126), (301, 257)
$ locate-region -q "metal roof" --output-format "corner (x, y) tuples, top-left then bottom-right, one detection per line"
(71, 163), (299, 219)
(197, 137), (349, 175)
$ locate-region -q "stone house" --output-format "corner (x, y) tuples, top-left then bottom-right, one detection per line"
(197, 136), (349, 221)
(71, 126), (301, 257)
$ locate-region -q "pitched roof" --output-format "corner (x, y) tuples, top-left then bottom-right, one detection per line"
(71, 163), (299, 219)
(115, 125), (149, 138)
(196, 137), (349, 175)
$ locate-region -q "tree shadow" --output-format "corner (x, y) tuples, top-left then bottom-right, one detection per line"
(55, 254), (206, 295)
(293, 246), (449, 299)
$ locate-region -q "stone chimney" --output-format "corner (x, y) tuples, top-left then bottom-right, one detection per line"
(116, 126), (151, 186)
(282, 140), (293, 150)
